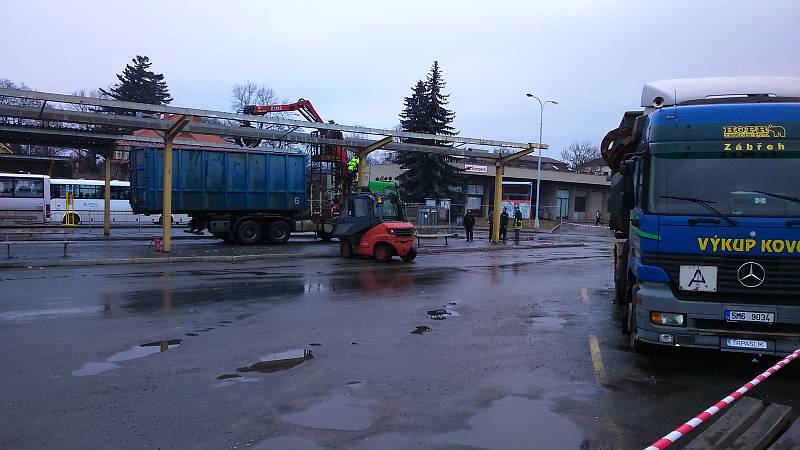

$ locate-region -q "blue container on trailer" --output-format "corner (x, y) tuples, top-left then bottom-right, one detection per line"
(129, 147), (307, 215)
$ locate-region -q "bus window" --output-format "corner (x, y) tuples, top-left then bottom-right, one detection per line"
(0, 178), (13, 197)
(111, 186), (131, 200)
(79, 185), (103, 199)
(14, 179), (44, 198)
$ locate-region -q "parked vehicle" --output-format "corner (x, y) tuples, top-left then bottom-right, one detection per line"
(49, 178), (188, 225)
(129, 146), (307, 244)
(603, 77), (800, 354)
(0, 172), (50, 225)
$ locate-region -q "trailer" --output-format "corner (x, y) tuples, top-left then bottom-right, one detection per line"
(129, 146), (307, 244)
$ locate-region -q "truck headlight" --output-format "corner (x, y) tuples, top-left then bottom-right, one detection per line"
(387, 228), (395, 234)
(650, 311), (686, 327)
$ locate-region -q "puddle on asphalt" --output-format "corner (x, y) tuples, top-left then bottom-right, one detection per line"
(71, 339), (182, 376)
(435, 396), (583, 450)
(427, 304), (460, 320)
(345, 380), (364, 387)
(214, 375), (260, 388)
(281, 394), (372, 431)
(411, 325), (432, 334)
(236, 349), (313, 374)
(529, 315), (566, 330)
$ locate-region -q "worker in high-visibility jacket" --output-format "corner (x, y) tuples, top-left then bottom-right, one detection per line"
(513, 207), (524, 245)
(347, 156), (360, 183)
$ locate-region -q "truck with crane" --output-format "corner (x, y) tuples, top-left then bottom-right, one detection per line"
(604, 77), (800, 354)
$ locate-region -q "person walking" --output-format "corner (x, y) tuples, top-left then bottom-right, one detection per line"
(487, 209), (494, 241)
(513, 207), (523, 245)
(595, 209), (604, 226)
(463, 209), (475, 242)
(499, 207), (509, 243)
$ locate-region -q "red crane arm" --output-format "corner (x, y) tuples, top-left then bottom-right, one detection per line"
(243, 98), (324, 123)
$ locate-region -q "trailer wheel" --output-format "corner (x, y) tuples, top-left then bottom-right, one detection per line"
(340, 239), (354, 258)
(400, 247), (417, 262)
(236, 220), (263, 245)
(266, 220), (291, 244)
(374, 243), (393, 262)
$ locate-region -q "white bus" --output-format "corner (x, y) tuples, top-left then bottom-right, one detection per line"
(49, 178), (188, 225)
(0, 172), (51, 225)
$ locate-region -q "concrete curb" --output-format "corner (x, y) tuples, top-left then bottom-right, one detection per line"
(0, 242), (584, 269)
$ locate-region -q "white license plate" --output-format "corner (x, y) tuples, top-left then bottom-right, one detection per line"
(725, 338), (768, 350)
(679, 265), (717, 292)
(725, 310), (775, 323)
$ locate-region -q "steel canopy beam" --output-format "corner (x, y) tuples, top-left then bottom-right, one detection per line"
(0, 106), (507, 159)
(0, 88), (543, 150)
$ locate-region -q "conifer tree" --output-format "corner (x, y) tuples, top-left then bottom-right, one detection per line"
(396, 61), (464, 202)
(100, 55), (173, 110)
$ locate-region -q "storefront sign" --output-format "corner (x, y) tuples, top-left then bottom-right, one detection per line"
(465, 164), (488, 174)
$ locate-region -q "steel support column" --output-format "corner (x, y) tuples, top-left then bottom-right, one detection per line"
(491, 144), (537, 243)
(159, 115), (191, 253)
(491, 162), (504, 243)
(357, 136), (393, 189)
(103, 144), (114, 237)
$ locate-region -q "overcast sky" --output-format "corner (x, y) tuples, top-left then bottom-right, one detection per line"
(2, 0), (798, 157)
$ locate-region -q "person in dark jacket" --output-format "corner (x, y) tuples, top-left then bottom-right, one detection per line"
(463, 209), (475, 242)
(499, 207), (509, 243)
(487, 209), (494, 241)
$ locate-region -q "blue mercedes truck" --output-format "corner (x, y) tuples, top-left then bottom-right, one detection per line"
(603, 77), (800, 354)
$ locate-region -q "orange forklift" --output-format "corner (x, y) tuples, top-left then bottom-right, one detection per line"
(333, 180), (416, 262)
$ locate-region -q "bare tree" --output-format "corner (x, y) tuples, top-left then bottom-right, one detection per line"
(560, 141), (600, 170)
(231, 82), (277, 112)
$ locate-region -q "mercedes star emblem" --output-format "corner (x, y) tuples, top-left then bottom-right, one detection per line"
(737, 262), (766, 288)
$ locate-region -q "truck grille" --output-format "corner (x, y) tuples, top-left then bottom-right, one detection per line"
(643, 252), (800, 305)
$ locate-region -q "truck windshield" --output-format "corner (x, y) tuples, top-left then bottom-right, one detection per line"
(648, 154), (800, 218)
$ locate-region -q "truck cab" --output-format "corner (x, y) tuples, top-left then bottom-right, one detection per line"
(605, 77), (800, 354)
(333, 181), (416, 262)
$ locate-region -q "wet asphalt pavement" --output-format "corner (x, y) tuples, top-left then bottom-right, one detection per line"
(1, 235), (799, 449)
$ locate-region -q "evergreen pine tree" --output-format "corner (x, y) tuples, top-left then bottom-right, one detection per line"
(396, 61), (464, 203)
(100, 55), (173, 112)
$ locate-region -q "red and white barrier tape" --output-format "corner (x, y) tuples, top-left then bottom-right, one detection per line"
(644, 348), (800, 450)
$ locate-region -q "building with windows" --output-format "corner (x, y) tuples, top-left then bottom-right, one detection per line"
(367, 155), (610, 222)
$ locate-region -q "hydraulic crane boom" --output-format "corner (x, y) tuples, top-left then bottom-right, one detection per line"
(243, 98), (323, 123)
(239, 98), (353, 240)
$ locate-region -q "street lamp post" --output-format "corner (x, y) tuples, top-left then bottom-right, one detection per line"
(525, 93), (557, 229)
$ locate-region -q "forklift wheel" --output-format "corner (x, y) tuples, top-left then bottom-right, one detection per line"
(340, 239), (354, 258)
(400, 247), (417, 262)
(374, 243), (393, 262)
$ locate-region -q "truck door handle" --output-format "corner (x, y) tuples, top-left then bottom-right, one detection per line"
(689, 218), (721, 225)
(786, 220), (800, 226)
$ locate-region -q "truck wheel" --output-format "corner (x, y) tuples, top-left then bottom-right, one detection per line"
(340, 239), (354, 258)
(236, 220), (263, 245)
(627, 302), (652, 354)
(266, 220), (291, 244)
(374, 243), (393, 262)
(400, 247), (417, 262)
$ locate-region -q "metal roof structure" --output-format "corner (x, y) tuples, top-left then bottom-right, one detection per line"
(0, 88), (543, 156)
